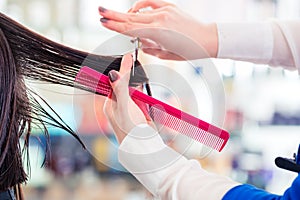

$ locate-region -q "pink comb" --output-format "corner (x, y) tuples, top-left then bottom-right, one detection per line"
(75, 66), (229, 152)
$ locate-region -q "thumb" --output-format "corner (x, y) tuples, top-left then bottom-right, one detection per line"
(108, 54), (133, 101)
(131, 0), (173, 12)
(108, 70), (129, 103)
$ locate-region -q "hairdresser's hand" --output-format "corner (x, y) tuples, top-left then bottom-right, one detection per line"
(99, 0), (218, 60)
(103, 54), (149, 144)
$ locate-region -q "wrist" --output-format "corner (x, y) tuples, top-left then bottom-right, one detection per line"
(216, 22), (273, 62)
(209, 23), (218, 58)
(195, 23), (218, 58)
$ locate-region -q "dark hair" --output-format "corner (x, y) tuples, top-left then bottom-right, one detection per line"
(0, 12), (148, 198)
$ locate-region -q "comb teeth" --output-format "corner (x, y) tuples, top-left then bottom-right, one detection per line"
(75, 66), (230, 152)
(149, 107), (227, 152)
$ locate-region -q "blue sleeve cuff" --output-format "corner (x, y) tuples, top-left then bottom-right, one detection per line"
(222, 184), (281, 200)
(223, 173), (300, 200)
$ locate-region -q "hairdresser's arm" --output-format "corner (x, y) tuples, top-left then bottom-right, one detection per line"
(99, 0), (300, 70)
(99, 1), (218, 60)
(103, 61), (299, 199)
(103, 54), (240, 199)
(103, 54), (299, 200)
(118, 125), (300, 200)
(217, 21), (300, 71)
(118, 124), (241, 200)
(103, 54), (147, 143)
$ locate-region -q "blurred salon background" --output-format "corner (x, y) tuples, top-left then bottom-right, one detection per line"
(1, 0), (300, 199)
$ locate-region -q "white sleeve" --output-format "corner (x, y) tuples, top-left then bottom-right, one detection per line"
(118, 124), (240, 200)
(217, 21), (300, 72)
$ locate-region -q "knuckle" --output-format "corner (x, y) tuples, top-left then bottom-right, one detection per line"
(167, 3), (176, 8)
(123, 23), (131, 32)
(127, 15), (134, 23)
(164, 5), (176, 14)
(159, 11), (169, 22)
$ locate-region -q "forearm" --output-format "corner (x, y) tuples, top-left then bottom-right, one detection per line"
(118, 124), (188, 195)
(216, 21), (300, 71)
(118, 124), (240, 199)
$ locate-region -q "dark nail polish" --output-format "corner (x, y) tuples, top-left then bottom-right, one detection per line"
(108, 71), (118, 82)
(98, 6), (107, 13)
(100, 18), (109, 23)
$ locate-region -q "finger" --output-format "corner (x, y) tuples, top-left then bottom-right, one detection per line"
(108, 70), (124, 97)
(99, 6), (155, 23)
(104, 90), (117, 109)
(132, 98), (157, 130)
(131, 96), (157, 130)
(132, 98), (152, 121)
(100, 19), (151, 38)
(119, 53), (133, 77)
(140, 38), (162, 50)
(128, 7), (154, 14)
(131, 0), (174, 12)
(142, 48), (184, 60)
(128, 6), (155, 14)
(107, 54), (132, 101)
(103, 97), (122, 140)
(140, 38), (185, 60)
(103, 95), (113, 120)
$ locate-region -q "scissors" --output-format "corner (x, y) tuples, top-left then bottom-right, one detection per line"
(131, 37), (140, 76)
(275, 144), (300, 173)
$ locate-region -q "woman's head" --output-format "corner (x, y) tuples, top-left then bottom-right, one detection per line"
(0, 12), (149, 191)
(0, 27), (29, 190)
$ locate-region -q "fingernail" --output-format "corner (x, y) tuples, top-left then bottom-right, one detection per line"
(108, 70), (118, 82)
(100, 18), (109, 23)
(98, 6), (107, 13)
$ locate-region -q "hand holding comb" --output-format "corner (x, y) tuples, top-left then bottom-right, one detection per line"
(75, 66), (230, 152)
